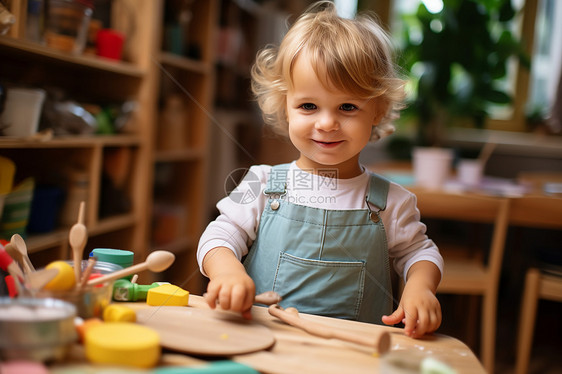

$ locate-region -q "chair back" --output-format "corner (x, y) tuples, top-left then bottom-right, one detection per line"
(414, 191), (510, 286)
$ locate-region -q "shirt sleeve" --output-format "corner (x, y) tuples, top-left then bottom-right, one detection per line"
(196, 165), (271, 276)
(383, 183), (444, 282)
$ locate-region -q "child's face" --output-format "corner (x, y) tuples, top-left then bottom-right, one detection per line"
(286, 55), (379, 178)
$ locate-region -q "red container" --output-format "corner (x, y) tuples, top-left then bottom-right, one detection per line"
(96, 29), (125, 60)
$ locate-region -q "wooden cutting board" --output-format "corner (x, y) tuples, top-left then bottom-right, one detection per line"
(135, 306), (275, 356)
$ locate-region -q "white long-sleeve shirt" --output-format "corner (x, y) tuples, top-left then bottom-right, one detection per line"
(197, 162), (443, 281)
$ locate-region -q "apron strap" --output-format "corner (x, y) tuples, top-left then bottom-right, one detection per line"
(264, 163), (291, 195)
(366, 172), (390, 211)
(264, 164), (390, 210)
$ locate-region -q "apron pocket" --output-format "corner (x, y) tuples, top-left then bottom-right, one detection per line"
(273, 251), (365, 320)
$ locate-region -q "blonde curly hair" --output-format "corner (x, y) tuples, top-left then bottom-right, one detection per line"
(251, 1), (405, 141)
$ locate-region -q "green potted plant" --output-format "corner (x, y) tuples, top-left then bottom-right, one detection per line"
(394, 0), (530, 148)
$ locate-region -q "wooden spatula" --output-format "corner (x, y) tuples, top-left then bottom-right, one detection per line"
(268, 304), (391, 354)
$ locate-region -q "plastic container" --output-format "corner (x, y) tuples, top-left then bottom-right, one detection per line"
(27, 185), (64, 233)
(44, 0), (93, 54)
(96, 28), (125, 60)
(0, 88), (46, 137)
(37, 260), (122, 319)
(0, 178), (35, 238)
(90, 248), (133, 280)
(26, 0), (44, 43)
(457, 159), (484, 188)
(412, 147), (454, 190)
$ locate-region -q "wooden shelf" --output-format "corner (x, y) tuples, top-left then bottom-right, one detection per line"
(0, 135), (141, 149)
(0, 0), (158, 277)
(147, 0), (217, 292)
(25, 214), (136, 254)
(154, 148), (204, 162)
(0, 36), (146, 78)
(159, 52), (211, 74)
(151, 235), (196, 255)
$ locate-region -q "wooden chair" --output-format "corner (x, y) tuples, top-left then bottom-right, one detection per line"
(515, 268), (562, 374)
(413, 190), (510, 374)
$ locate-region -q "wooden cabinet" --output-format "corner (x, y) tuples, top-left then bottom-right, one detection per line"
(208, 0), (298, 212)
(0, 0), (158, 281)
(148, 0), (217, 293)
(0, 0), (297, 294)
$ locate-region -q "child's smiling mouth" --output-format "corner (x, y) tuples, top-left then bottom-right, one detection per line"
(313, 140), (344, 147)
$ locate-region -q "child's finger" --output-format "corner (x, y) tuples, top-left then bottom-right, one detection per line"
(381, 306), (404, 325)
(241, 308), (253, 320)
(230, 285), (247, 311)
(218, 287), (232, 310)
(203, 290), (217, 309)
(403, 310), (418, 337)
(204, 281), (222, 309)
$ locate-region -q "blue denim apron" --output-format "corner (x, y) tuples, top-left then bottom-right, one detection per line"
(243, 164), (393, 324)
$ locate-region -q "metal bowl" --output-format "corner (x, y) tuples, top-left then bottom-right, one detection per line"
(36, 260), (122, 319)
(0, 297), (77, 362)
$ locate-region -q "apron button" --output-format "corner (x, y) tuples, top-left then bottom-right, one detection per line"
(270, 200), (280, 210)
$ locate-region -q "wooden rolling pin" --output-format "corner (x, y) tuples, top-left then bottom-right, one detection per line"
(268, 304), (391, 354)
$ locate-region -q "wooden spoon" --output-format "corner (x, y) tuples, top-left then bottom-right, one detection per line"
(69, 201), (87, 284)
(10, 234), (35, 274)
(268, 304), (391, 354)
(4, 242), (25, 272)
(24, 267), (59, 292)
(87, 250), (175, 287)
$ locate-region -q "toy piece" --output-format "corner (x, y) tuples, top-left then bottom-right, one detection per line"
(103, 304), (136, 322)
(112, 279), (168, 301)
(4, 275), (18, 297)
(0, 247), (24, 293)
(153, 360), (259, 374)
(75, 317), (103, 343)
(146, 284), (189, 306)
(84, 322), (160, 368)
(42, 261), (75, 291)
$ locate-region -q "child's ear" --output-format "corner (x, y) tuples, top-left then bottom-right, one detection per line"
(372, 98), (387, 125)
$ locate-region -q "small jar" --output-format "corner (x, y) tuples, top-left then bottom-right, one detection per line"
(44, 0), (94, 54)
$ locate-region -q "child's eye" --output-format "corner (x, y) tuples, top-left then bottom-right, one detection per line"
(299, 103), (317, 110)
(340, 103), (358, 112)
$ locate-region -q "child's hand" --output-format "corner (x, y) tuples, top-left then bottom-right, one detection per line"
(382, 284), (441, 338)
(204, 271), (256, 319)
(202, 246), (256, 319)
(381, 261), (442, 338)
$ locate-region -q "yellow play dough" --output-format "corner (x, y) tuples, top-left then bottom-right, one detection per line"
(85, 323), (160, 368)
(103, 304), (136, 322)
(146, 284), (189, 306)
(43, 261), (76, 291)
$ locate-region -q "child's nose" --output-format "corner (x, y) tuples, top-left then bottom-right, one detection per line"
(315, 112), (340, 131)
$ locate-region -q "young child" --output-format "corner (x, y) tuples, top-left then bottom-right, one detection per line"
(197, 1), (443, 338)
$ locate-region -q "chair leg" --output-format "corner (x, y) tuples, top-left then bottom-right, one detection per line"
(465, 295), (480, 351)
(481, 291), (497, 374)
(515, 269), (541, 374)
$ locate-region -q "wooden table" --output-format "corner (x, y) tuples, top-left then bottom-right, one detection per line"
(368, 162), (562, 230)
(50, 295), (485, 374)
(215, 297), (485, 374)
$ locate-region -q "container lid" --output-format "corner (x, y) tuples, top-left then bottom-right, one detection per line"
(90, 248), (134, 267)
